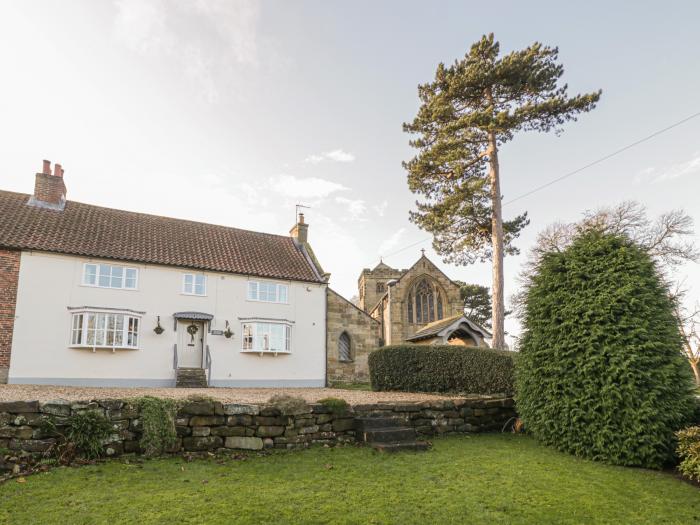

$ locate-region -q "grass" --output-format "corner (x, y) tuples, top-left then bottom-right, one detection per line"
(0, 435), (698, 524)
(328, 381), (372, 391)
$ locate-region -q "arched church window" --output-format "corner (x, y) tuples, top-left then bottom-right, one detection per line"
(376, 282), (385, 293)
(407, 278), (445, 325)
(416, 279), (433, 324)
(338, 332), (352, 362)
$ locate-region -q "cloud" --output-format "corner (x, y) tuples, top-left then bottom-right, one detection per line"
(373, 200), (388, 217)
(304, 149), (355, 164)
(653, 153), (700, 182)
(113, 0), (260, 101)
(335, 197), (367, 221)
(269, 174), (348, 199)
(637, 153), (700, 184)
(378, 228), (406, 255)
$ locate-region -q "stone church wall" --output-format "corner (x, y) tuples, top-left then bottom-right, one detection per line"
(326, 289), (381, 383)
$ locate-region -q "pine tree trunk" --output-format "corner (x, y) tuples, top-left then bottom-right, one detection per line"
(488, 131), (506, 349)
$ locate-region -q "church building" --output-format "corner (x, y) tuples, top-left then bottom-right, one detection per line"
(326, 252), (490, 383)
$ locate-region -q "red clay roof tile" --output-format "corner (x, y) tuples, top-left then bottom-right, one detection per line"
(0, 190), (324, 283)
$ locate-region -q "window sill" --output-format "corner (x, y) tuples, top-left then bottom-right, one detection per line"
(80, 284), (138, 291)
(70, 346), (140, 353)
(240, 350), (291, 357)
(180, 292), (207, 297)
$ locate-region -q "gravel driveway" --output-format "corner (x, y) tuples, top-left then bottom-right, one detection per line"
(0, 384), (459, 404)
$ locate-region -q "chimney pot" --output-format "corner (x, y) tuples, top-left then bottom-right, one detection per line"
(31, 159), (67, 209)
(299, 213), (305, 224)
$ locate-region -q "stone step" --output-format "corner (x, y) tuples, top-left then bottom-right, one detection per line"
(355, 417), (406, 431)
(371, 442), (431, 453)
(361, 428), (417, 443)
(176, 368), (207, 388)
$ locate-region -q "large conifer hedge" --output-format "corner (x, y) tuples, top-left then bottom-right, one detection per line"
(516, 232), (695, 468)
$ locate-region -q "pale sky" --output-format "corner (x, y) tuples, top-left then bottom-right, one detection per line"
(1, 1), (699, 344)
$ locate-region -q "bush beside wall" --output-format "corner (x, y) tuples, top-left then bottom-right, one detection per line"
(516, 232), (696, 469)
(368, 345), (515, 395)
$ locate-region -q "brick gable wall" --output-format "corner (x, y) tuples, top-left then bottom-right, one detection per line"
(0, 249), (20, 382)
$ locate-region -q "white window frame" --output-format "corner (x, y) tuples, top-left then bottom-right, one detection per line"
(240, 321), (292, 354)
(182, 273), (207, 296)
(246, 280), (289, 304)
(82, 263), (138, 290)
(69, 309), (141, 351)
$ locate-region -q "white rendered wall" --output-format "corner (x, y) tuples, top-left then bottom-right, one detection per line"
(9, 251), (327, 387)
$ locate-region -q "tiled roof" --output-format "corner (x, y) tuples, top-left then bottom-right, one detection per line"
(0, 190), (324, 283)
(407, 314), (491, 341)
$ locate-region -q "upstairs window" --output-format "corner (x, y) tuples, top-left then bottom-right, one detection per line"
(247, 281), (288, 303)
(83, 263), (138, 290)
(183, 273), (206, 296)
(70, 311), (140, 349)
(241, 322), (291, 353)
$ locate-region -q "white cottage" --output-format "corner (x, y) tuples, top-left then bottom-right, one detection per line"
(0, 161), (329, 387)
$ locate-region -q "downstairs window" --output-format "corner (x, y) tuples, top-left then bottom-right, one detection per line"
(241, 322), (291, 353)
(70, 311), (141, 349)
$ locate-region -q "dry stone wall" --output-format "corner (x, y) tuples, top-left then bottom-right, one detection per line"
(0, 396), (516, 471)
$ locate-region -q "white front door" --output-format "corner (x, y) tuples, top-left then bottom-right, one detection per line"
(177, 320), (204, 368)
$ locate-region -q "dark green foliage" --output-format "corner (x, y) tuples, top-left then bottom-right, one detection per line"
(65, 411), (113, 460)
(317, 397), (350, 415)
(135, 397), (178, 457)
(517, 232), (696, 468)
(676, 426), (700, 482)
(369, 345), (515, 394)
(403, 34), (600, 266)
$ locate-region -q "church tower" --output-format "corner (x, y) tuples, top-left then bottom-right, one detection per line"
(357, 260), (405, 312)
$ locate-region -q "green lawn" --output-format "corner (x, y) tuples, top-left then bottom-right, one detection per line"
(1, 435), (698, 524)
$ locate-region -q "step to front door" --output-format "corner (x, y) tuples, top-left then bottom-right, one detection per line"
(176, 367), (208, 388)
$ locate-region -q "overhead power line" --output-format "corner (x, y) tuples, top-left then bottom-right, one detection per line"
(378, 110), (700, 263)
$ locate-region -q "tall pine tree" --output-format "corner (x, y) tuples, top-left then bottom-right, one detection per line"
(403, 34), (601, 348)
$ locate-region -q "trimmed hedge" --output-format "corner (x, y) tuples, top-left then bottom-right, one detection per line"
(516, 232), (696, 469)
(368, 344), (515, 394)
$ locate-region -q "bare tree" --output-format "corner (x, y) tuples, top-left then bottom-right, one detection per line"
(672, 284), (700, 387)
(528, 202), (698, 269)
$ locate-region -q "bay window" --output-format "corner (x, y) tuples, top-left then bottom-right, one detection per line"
(241, 322), (291, 353)
(70, 311), (141, 349)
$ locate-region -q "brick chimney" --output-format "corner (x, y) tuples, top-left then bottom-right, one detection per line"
(29, 159), (67, 210)
(290, 212), (309, 244)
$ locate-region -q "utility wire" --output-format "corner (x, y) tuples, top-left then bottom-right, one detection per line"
(379, 110), (700, 263)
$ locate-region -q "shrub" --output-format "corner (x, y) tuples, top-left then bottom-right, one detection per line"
(677, 426), (700, 482)
(134, 397), (178, 457)
(43, 411), (114, 461)
(317, 397), (350, 415)
(517, 232), (696, 469)
(368, 344), (515, 394)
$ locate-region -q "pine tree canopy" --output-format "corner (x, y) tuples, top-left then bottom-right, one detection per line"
(403, 33), (601, 264)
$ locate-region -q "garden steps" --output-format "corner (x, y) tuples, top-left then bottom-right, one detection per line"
(355, 416), (430, 453)
(176, 367), (208, 388)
